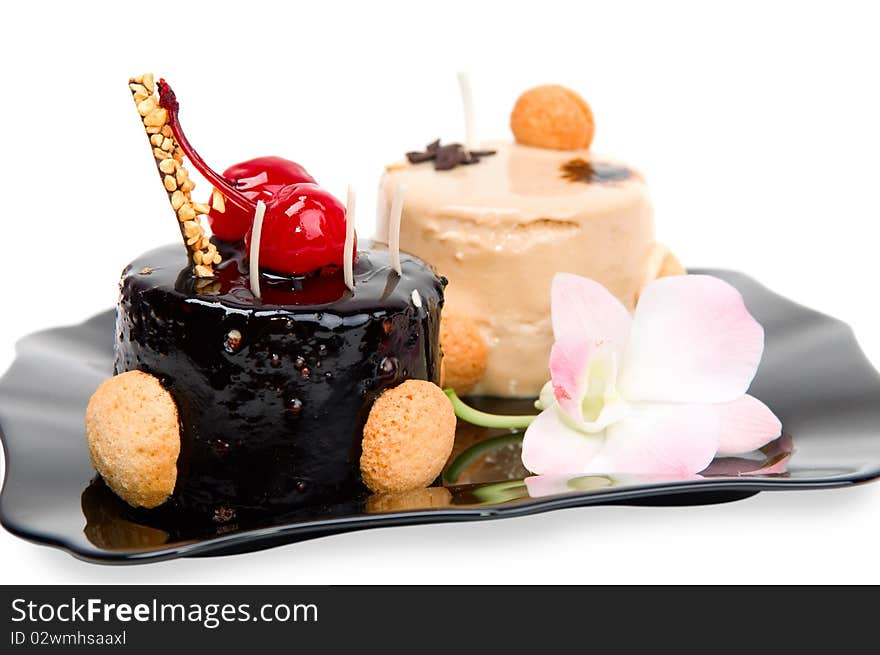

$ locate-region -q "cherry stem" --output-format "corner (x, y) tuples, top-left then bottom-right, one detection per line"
(157, 79), (255, 214)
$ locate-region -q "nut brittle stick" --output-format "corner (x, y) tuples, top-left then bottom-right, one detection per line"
(128, 73), (220, 278)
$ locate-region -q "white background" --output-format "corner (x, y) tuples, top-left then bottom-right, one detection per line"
(1, 0), (878, 584)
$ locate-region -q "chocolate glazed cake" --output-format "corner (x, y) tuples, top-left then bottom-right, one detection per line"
(115, 240), (445, 520)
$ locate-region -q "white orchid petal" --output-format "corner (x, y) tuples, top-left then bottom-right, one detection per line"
(521, 408), (604, 476)
(593, 403), (720, 476)
(619, 275), (764, 404)
(715, 394), (782, 456)
(552, 273), (631, 348)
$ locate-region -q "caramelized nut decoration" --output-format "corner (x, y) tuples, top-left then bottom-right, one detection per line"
(129, 73), (220, 277)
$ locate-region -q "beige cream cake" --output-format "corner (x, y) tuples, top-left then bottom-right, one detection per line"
(378, 85), (682, 398)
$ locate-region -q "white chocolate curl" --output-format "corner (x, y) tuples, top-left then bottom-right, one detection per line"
(249, 200), (267, 299)
(457, 72), (476, 150)
(389, 183), (406, 275)
(344, 186), (356, 291)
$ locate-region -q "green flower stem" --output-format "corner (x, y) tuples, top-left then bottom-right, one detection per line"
(444, 389), (538, 429)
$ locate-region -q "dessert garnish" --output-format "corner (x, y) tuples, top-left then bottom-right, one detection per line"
(242, 182), (350, 276)
(248, 201), (268, 299)
(129, 74), (220, 278)
(560, 158), (633, 184)
(141, 77), (354, 278)
(521, 273), (781, 476)
(343, 187), (356, 290)
(207, 156), (315, 241)
(510, 84), (595, 150)
(360, 380), (456, 493)
(86, 371), (180, 508)
(443, 273), (783, 478)
(130, 75), (356, 277)
(439, 310), (488, 396)
(388, 184), (406, 274)
(406, 139), (497, 171)
(401, 75), (494, 171)
(457, 72), (477, 149)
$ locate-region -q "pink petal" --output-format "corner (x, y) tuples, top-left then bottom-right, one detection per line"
(715, 394), (782, 456)
(549, 337), (594, 422)
(552, 273), (632, 347)
(619, 275), (764, 404)
(521, 408), (604, 476)
(592, 403), (720, 476)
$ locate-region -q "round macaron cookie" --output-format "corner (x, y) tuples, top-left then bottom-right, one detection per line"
(85, 370), (181, 508)
(360, 380), (456, 493)
(440, 310), (489, 397)
(510, 84), (595, 150)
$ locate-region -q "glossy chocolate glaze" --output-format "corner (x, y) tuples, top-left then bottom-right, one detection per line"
(115, 240), (445, 522)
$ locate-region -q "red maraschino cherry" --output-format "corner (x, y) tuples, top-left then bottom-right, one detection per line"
(245, 183), (354, 276)
(157, 80), (355, 277)
(208, 157), (316, 241)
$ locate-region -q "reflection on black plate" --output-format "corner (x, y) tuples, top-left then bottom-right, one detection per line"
(2, 270), (880, 563)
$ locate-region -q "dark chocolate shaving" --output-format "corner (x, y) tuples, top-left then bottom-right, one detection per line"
(406, 139), (440, 163)
(406, 139), (496, 171)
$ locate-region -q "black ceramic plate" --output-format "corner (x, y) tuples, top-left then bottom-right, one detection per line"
(2, 269), (880, 564)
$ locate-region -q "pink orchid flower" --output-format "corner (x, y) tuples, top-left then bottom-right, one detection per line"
(521, 273), (782, 477)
